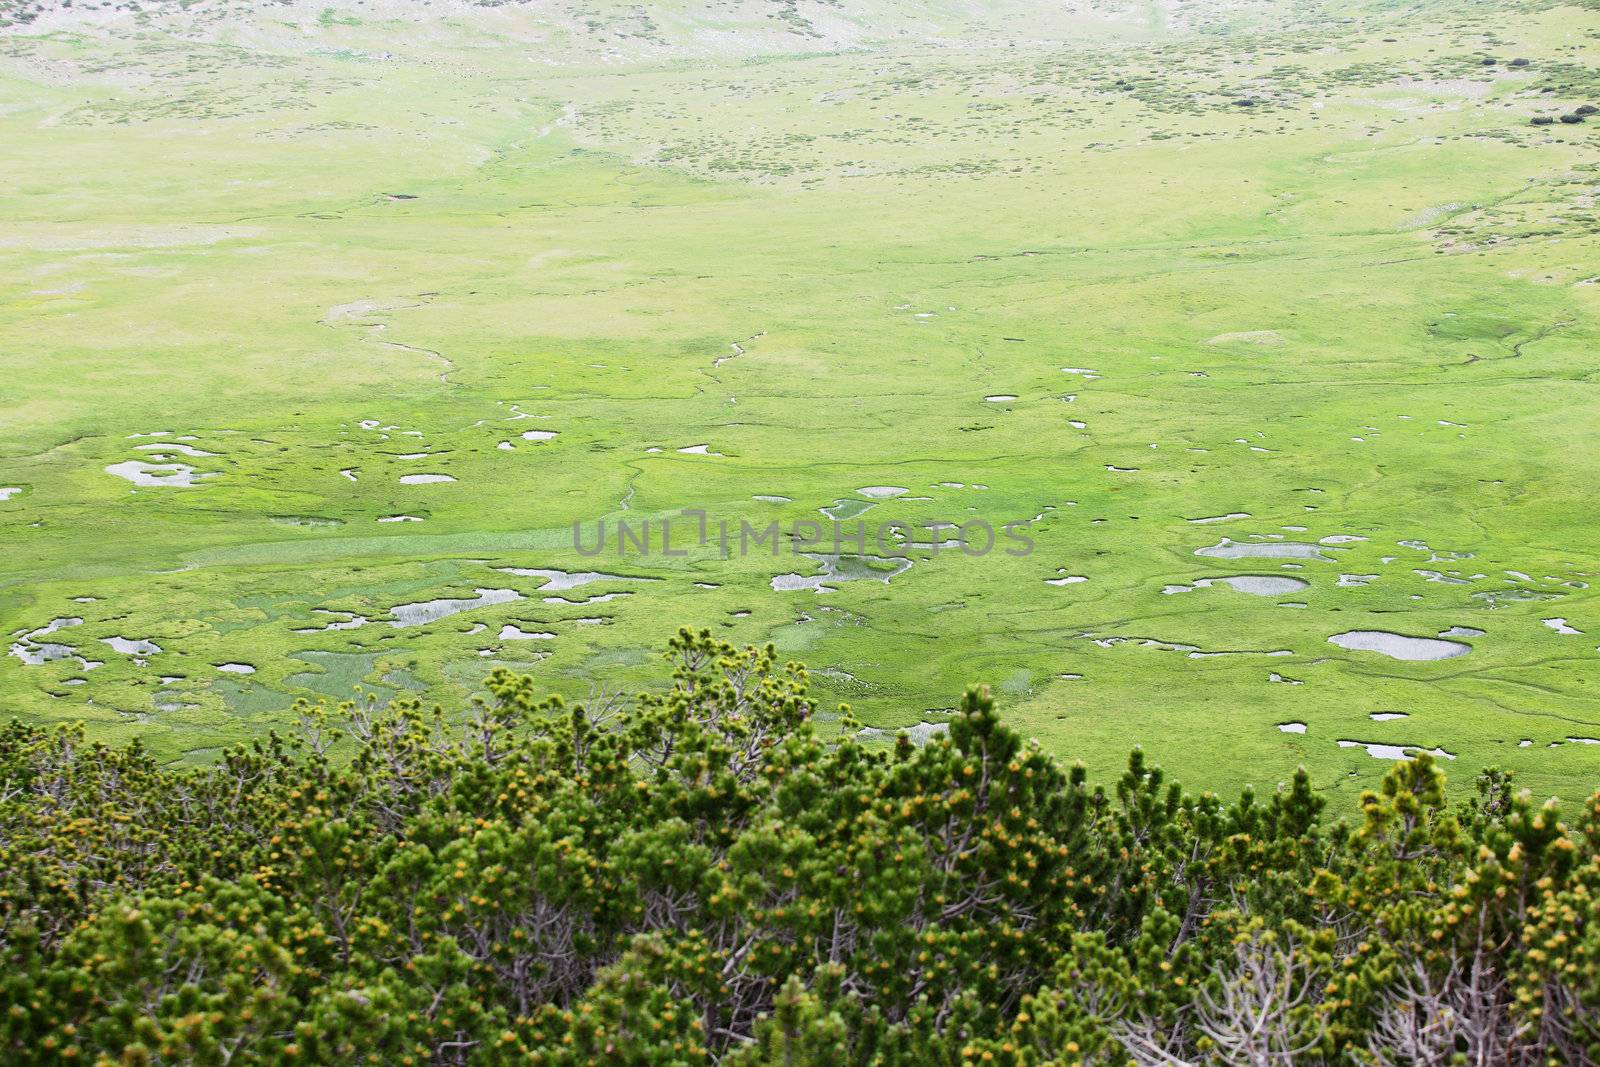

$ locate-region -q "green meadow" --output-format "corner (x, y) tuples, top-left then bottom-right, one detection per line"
(2, 0), (1599, 800)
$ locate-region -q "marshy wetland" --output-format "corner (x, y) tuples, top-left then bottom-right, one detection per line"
(1, 0), (1598, 798)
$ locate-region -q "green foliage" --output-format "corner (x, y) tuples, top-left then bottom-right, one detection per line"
(1, 631), (1598, 1064)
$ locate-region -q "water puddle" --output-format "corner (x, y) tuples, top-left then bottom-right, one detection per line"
(520, 430), (559, 442)
(105, 460), (215, 487)
(1439, 626), (1483, 638)
(1399, 540), (1474, 564)
(677, 444), (725, 456)
(1165, 576), (1309, 596)
(1278, 721), (1307, 734)
(1370, 712), (1408, 721)
(753, 495), (791, 503)
(378, 515), (424, 523)
(399, 474), (455, 484)
(1543, 618), (1584, 635)
(857, 486), (909, 499)
(771, 553), (913, 592)
(1196, 538), (1334, 561)
(389, 587), (521, 627)
(101, 636), (162, 655)
(545, 591), (632, 606)
(499, 624), (555, 640)
(497, 567), (655, 592)
(10, 640), (77, 665)
(1327, 630), (1471, 661)
(1225, 575), (1309, 595)
(215, 663), (255, 674)
(1338, 740), (1456, 761)
(1416, 570), (1471, 585)
(1187, 513), (1250, 524)
(1473, 589), (1559, 607)
(135, 442), (217, 458)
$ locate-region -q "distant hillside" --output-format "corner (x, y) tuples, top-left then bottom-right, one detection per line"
(0, 0), (1509, 60)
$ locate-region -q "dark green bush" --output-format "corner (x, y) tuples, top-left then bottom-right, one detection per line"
(1, 630), (1597, 1064)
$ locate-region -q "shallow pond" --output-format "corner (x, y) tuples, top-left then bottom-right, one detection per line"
(389, 587), (521, 627)
(1338, 740), (1456, 761)
(497, 567), (654, 593)
(1165, 576), (1309, 596)
(10, 640), (75, 665)
(1439, 626), (1484, 638)
(1195, 538), (1333, 561)
(102, 636), (162, 655)
(1327, 630), (1471, 661)
(1224, 575), (1309, 595)
(500, 624), (555, 640)
(771, 553), (913, 592)
(135, 442), (217, 458)
(293, 610), (369, 633)
(105, 460), (214, 487)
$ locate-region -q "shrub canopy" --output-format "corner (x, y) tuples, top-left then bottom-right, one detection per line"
(1, 630), (1597, 1064)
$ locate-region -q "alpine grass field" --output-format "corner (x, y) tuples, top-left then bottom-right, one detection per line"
(3, 0), (1600, 802)
(5, 1), (1600, 1061)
